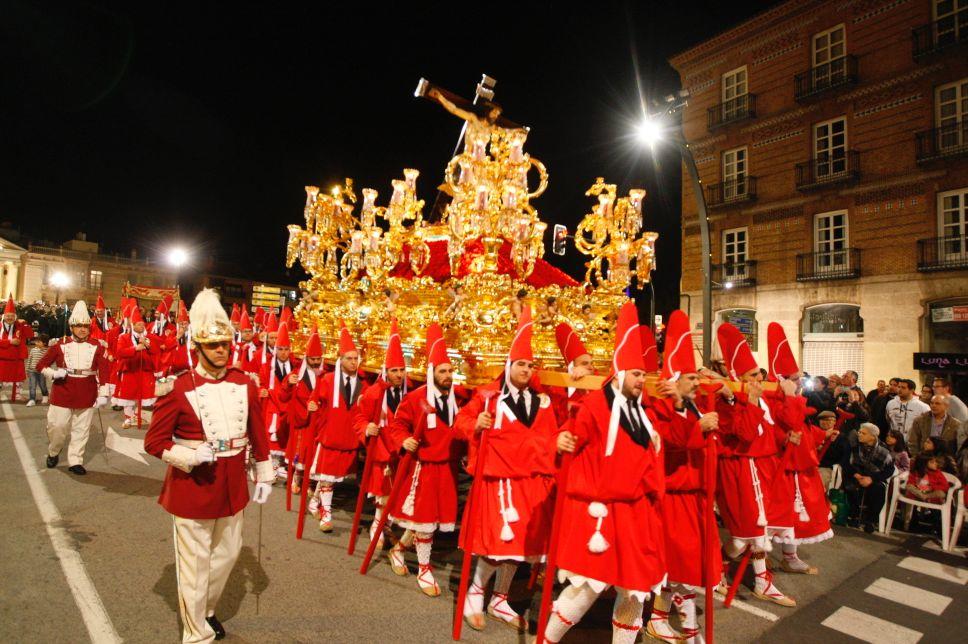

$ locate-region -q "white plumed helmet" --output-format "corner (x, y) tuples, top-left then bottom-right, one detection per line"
(68, 301), (91, 327)
(189, 288), (233, 343)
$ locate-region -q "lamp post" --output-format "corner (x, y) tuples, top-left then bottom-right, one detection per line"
(50, 270), (69, 306)
(167, 247), (189, 304)
(636, 96), (713, 363)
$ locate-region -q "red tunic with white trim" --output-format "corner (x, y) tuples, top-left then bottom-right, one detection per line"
(113, 332), (160, 403)
(384, 385), (469, 531)
(353, 380), (402, 498)
(455, 381), (559, 560)
(0, 320), (34, 382)
(35, 339), (110, 409)
(555, 388), (666, 593)
(144, 368), (273, 520)
(285, 370), (319, 469)
(257, 357), (300, 454)
(306, 371), (367, 481)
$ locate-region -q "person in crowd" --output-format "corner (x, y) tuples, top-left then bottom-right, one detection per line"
(909, 395), (962, 458)
(919, 384), (934, 405)
(885, 430), (910, 474)
(838, 370), (858, 396)
(886, 379), (929, 438)
(25, 334), (49, 406)
(932, 377), (968, 425)
(842, 423), (895, 533)
(904, 453), (950, 503)
(917, 437), (957, 475)
(866, 379), (887, 409)
(816, 410), (846, 489)
(872, 377), (900, 435)
(806, 375), (834, 414)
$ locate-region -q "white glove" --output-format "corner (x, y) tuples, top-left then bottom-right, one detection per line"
(54, 368), (68, 380)
(192, 443), (216, 465)
(95, 396), (109, 408)
(252, 482), (272, 504)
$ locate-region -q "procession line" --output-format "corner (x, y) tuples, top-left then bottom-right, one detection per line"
(3, 403), (122, 644)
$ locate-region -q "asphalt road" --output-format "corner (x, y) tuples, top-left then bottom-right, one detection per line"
(2, 401), (966, 643)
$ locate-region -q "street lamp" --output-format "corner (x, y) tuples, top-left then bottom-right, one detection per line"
(635, 93), (714, 363)
(50, 271), (69, 305)
(167, 247), (190, 303)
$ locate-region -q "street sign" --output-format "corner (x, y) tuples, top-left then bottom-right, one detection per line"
(252, 284), (283, 309)
(931, 306), (968, 323)
(914, 353), (968, 371)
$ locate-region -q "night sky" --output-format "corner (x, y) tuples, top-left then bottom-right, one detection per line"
(2, 1), (769, 318)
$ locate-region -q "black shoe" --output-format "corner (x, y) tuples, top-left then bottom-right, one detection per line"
(206, 616), (225, 640)
(68, 465), (87, 476)
(846, 517), (860, 528)
(46, 455), (58, 468)
(863, 522), (875, 534)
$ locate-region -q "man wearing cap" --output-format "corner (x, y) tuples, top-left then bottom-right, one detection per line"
(258, 322), (300, 481)
(549, 322), (595, 427)
(353, 319), (412, 552)
(815, 410), (842, 489)
(36, 301), (110, 475)
(456, 306), (559, 633)
(145, 288), (274, 643)
(715, 322), (796, 607)
(114, 307), (160, 428)
(304, 323), (367, 533)
(384, 323), (467, 595)
(542, 302), (666, 644)
(285, 328), (324, 496)
(0, 294), (34, 401)
(647, 310), (722, 644)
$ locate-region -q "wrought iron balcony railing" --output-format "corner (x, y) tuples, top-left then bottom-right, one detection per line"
(795, 150), (860, 190)
(916, 123), (968, 163)
(712, 261), (757, 289)
(912, 17), (968, 60)
(705, 176), (757, 208)
(917, 236), (968, 272)
(796, 248), (861, 281)
(707, 94), (757, 130)
(794, 55), (858, 101)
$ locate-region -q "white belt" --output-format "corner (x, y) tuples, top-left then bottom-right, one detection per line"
(66, 369), (97, 377)
(173, 436), (248, 458)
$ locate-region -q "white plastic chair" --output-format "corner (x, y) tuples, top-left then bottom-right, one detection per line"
(828, 463), (843, 492)
(829, 464), (895, 533)
(949, 489), (966, 552)
(886, 471), (963, 550)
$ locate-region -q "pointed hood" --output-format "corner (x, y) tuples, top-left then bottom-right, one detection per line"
(384, 318), (406, 371)
(156, 300), (169, 317)
(129, 306), (144, 326)
(508, 305), (534, 363)
(95, 293), (106, 310)
(279, 306), (291, 330)
(253, 307), (266, 328)
(4, 295), (15, 315)
(640, 324), (659, 373)
(238, 308), (252, 331)
(767, 322), (799, 381)
(612, 302), (645, 374)
(304, 329), (323, 358)
(338, 321), (357, 356)
(717, 322), (758, 380)
(264, 311), (279, 333)
(230, 303), (240, 324)
(555, 322), (588, 366)
(275, 323), (291, 348)
(69, 300), (91, 326)
(660, 310), (696, 381)
(177, 300), (189, 324)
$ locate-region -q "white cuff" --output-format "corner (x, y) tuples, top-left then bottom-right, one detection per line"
(97, 384), (110, 398)
(253, 459), (274, 483)
(41, 368), (59, 379)
(162, 445), (196, 474)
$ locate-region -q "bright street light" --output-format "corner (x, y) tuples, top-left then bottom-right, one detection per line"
(636, 117), (663, 147)
(168, 247), (189, 268)
(724, 281), (734, 290)
(50, 271), (70, 289)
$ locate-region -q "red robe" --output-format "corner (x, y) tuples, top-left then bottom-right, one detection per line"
(352, 379), (404, 498)
(35, 338), (110, 409)
(455, 381), (559, 560)
(555, 388), (666, 593)
(0, 320), (34, 382)
(144, 368), (271, 519)
(306, 371), (368, 482)
(257, 357), (301, 455)
(286, 369), (320, 471)
(113, 332), (160, 404)
(384, 385), (468, 531)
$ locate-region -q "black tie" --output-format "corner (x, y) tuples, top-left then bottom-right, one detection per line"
(516, 391), (528, 421)
(343, 377), (352, 408)
(436, 396), (449, 425)
(389, 387), (401, 413)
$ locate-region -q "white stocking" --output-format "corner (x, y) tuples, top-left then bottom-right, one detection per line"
(611, 589), (645, 644)
(415, 531), (433, 565)
(320, 486), (334, 520)
(672, 584), (698, 635)
(543, 582), (600, 643)
(463, 558), (497, 616)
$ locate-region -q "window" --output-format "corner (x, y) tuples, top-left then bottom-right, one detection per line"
(722, 227), (748, 280)
(721, 66), (748, 121)
(814, 211), (849, 272)
(89, 270), (103, 291)
(938, 188), (968, 260)
(813, 117), (847, 177)
(223, 283), (244, 298)
(934, 0), (967, 47)
(722, 147), (748, 200)
(802, 304), (864, 384)
(936, 78), (967, 150)
(812, 24), (847, 87)
(719, 309), (758, 349)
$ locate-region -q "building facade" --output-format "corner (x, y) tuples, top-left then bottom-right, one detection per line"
(670, 0), (968, 392)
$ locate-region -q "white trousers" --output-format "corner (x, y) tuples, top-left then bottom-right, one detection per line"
(46, 405), (95, 466)
(173, 511), (244, 644)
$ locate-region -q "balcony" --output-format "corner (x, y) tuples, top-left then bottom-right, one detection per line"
(916, 123), (968, 163)
(917, 236), (968, 272)
(707, 94), (757, 130)
(794, 55), (858, 101)
(712, 261), (757, 289)
(796, 248), (861, 281)
(705, 177), (757, 209)
(912, 18), (968, 60)
(795, 150), (860, 191)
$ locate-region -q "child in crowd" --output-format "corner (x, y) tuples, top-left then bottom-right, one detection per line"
(919, 437), (958, 474)
(904, 454), (950, 503)
(25, 335), (49, 407)
(885, 430), (910, 473)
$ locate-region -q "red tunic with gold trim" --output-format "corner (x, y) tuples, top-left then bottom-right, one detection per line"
(306, 370), (367, 482)
(144, 368), (273, 520)
(555, 387), (666, 594)
(455, 380), (559, 561)
(385, 385), (469, 532)
(0, 320), (34, 382)
(653, 396), (722, 587)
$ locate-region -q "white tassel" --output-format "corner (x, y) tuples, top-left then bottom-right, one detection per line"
(401, 463), (421, 516)
(498, 479), (515, 541)
(794, 473), (810, 522)
(587, 503), (610, 553)
(588, 502), (608, 519)
(501, 524), (515, 542)
(504, 479), (520, 523)
(757, 509), (768, 527)
(749, 460), (768, 527)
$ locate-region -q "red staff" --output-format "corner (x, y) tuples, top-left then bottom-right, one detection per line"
(451, 387), (498, 641)
(348, 426), (381, 554)
(698, 381), (722, 643)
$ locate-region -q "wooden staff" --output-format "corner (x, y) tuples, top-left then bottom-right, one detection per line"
(348, 433), (379, 555)
(724, 547), (752, 608)
(359, 398), (433, 574)
(535, 450), (575, 643)
(698, 382), (722, 644)
(451, 388), (498, 641)
(295, 422), (319, 540)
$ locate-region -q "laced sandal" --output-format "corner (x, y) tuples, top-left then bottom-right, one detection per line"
(681, 627), (705, 644)
(752, 570), (796, 607)
(417, 564), (441, 597)
(318, 513), (334, 533)
(780, 557), (818, 575)
(487, 592), (527, 632)
(388, 544), (408, 576)
(463, 583), (486, 631)
(645, 609), (683, 642)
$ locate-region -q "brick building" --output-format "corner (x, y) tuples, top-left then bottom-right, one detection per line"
(670, 0), (968, 392)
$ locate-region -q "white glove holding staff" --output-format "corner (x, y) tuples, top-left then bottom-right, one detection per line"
(192, 443), (216, 465)
(252, 482), (272, 504)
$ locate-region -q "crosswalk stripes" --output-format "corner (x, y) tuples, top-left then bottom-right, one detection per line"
(820, 552), (968, 642)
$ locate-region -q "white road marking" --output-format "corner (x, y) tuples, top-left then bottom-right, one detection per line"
(898, 556), (968, 585)
(821, 606), (921, 644)
(922, 540), (967, 556)
(2, 403), (122, 643)
(864, 577), (952, 615)
(693, 587), (780, 622)
(105, 425), (148, 464)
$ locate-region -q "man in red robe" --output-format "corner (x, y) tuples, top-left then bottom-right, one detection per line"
(384, 322), (467, 595)
(286, 328), (324, 496)
(456, 306), (559, 633)
(258, 322), (300, 480)
(305, 323), (367, 533)
(37, 301), (110, 475)
(231, 310), (259, 376)
(113, 307), (159, 428)
(548, 322), (595, 427)
(0, 295), (34, 401)
(144, 289), (274, 643)
(542, 302), (666, 644)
